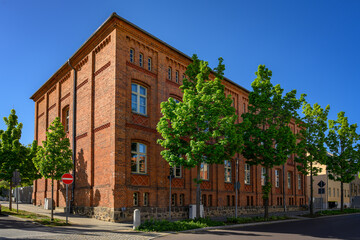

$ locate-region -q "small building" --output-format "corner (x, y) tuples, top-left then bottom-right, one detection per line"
(307, 163), (350, 209)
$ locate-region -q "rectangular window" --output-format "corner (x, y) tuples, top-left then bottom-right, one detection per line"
(171, 194), (177, 206)
(287, 172), (292, 189)
(329, 187), (331, 197)
(298, 175), (302, 190)
(170, 165), (182, 178)
(130, 49), (134, 63)
(143, 193), (149, 206)
(261, 167), (266, 186)
(148, 57), (152, 71)
(131, 142), (147, 174)
(168, 67), (172, 80)
(179, 194), (184, 206)
(202, 194), (207, 206)
(200, 162), (209, 180)
(227, 195), (231, 206)
(133, 192), (138, 206)
(244, 163), (251, 184)
(275, 169), (280, 188)
(224, 160), (232, 183)
(62, 107), (70, 133)
(232, 195), (235, 206)
(208, 195), (212, 207)
(131, 83), (147, 115)
(175, 71), (179, 83)
(139, 53), (143, 67)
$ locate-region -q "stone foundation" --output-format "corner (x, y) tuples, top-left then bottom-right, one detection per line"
(72, 205), (306, 222)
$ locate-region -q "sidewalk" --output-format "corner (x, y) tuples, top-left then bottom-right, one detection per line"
(0, 201), (133, 231)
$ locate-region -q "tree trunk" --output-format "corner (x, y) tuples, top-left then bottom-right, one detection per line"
(341, 181), (344, 212)
(9, 180), (12, 211)
(196, 162), (201, 219)
(51, 179), (54, 222)
(310, 165), (314, 216)
(264, 167), (270, 219)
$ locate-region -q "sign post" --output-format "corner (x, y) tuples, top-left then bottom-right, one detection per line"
(61, 173), (73, 224)
(318, 180), (326, 210)
(12, 170), (21, 213)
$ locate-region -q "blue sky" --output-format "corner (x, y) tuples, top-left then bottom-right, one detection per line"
(0, 0), (359, 145)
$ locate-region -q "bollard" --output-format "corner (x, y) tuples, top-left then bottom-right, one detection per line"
(133, 209), (141, 230)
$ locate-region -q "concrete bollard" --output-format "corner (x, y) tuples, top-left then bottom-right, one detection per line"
(133, 209), (141, 230)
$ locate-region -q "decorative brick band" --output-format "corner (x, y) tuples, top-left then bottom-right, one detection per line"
(94, 122), (111, 133)
(125, 123), (157, 133)
(38, 112), (45, 118)
(94, 61), (111, 77)
(48, 103), (56, 111)
(60, 93), (70, 102)
(60, 72), (71, 84)
(48, 86), (56, 95)
(76, 79), (88, 91)
(76, 132), (88, 140)
(76, 56), (89, 71)
(166, 79), (181, 87)
(94, 35), (111, 54)
(126, 61), (157, 78)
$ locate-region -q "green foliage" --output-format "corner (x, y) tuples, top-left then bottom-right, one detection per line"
(326, 112), (360, 183)
(302, 208), (360, 217)
(157, 54), (244, 168)
(295, 102), (329, 215)
(33, 117), (73, 180)
(137, 218), (225, 232)
(0, 109), (24, 182)
(241, 65), (305, 218)
(296, 102), (330, 176)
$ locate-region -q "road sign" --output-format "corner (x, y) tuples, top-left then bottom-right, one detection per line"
(318, 188), (325, 194)
(61, 173), (73, 185)
(318, 180), (326, 188)
(12, 170), (21, 186)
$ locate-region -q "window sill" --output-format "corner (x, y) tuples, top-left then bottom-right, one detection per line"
(131, 172), (148, 175)
(132, 111), (149, 117)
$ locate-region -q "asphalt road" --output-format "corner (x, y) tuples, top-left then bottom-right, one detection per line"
(0, 214), (159, 240)
(159, 214), (360, 240)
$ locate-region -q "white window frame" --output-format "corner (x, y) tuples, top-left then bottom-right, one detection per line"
(139, 53), (143, 67)
(131, 83), (147, 115)
(133, 192), (139, 206)
(200, 162), (209, 180)
(244, 163), (251, 185)
(287, 172), (291, 189)
(143, 192), (149, 206)
(130, 48), (134, 63)
(179, 194), (184, 206)
(224, 160), (232, 183)
(148, 57), (152, 71)
(170, 165), (182, 178)
(175, 71), (179, 83)
(168, 67), (172, 80)
(131, 142), (147, 174)
(171, 193), (177, 206)
(275, 169), (280, 188)
(261, 167), (266, 186)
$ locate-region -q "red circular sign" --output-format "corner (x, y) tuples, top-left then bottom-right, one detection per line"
(61, 173), (73, 184)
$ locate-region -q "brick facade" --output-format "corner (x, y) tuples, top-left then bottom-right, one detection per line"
(31, 13), (307, 222)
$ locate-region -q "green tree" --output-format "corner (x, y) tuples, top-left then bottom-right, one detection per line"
(33, 117), (73, 221)
(157, 55), (245, 218)
(0, 109), (24, 210)
(326, 111), (360, 211)
(295, 102), (330, 215)
(19, 141), (41, 186)
(241, 65), (305, 219)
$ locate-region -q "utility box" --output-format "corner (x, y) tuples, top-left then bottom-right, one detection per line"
(44, 198), (54, 210)
(189, 204), (204, 219)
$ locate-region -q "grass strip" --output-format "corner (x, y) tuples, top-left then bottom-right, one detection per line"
(0, 206), (70, 226)
(137, 215), (291, 232)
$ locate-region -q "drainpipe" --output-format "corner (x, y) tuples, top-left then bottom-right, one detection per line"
(68, 60), (77, 213)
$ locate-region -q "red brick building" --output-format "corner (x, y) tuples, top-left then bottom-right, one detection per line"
(31, 13), (306, 221)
